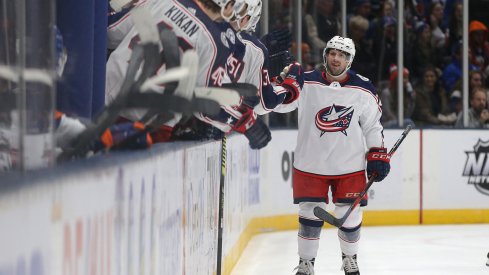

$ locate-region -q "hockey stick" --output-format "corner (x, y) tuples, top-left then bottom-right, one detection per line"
(313, 125), (412, 228)
(143, 82), (258, 108)
(144, 48), (201, 127)
(58, 6), (160, 161)
(140, 58), (258, 110)
(216, 136), (227, 275)
(139, 23), (183, 126)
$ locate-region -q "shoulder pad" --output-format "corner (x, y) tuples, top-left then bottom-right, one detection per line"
(304, 70), (323, 82)
(347, 71), (377, 95)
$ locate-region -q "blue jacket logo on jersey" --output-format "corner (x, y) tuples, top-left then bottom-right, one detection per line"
(315, 104), (354, 136)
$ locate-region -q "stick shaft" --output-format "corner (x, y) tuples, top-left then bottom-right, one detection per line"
(216, 137), (227, 275)
(344, 125), (412, 215)
(314, 125), (412, 227)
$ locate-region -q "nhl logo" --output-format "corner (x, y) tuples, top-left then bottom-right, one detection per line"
(462, 139), (489, 196)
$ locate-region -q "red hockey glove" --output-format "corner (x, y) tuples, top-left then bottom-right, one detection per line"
(366, 147), (391, 182)
(279, 62), (304, 104)
(232, 104), (271, 149)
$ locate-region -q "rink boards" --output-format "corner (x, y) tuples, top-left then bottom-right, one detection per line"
(0, 129), (488, 274)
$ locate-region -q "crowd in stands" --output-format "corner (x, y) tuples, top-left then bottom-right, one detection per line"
(268, 0), (489, 128)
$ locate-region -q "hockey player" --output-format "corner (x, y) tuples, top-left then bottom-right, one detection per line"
(172, 0), (299, 146)
(275, 36), (390, 275)
(107, 0), (141, 50)
(106, 0), (271, 149)
(227, 0), (302, 115)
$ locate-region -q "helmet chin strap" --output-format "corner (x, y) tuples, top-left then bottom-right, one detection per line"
(324, 61), (348, 79)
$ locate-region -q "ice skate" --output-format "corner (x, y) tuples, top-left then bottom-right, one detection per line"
(341, 253), (359, 275)
(293, 258), (315, 275)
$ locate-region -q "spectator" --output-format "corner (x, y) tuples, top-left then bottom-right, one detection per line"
(269, 0), (291, 30)
(382, 0), (394, 17)
(315, 0), (340, 47)
(303, 0), (327, 64)
(455, 69), (484, 90)
(450, 70), (485, 106)
(469, 70), (485, 90)
(348, 15), (376, 82)
(469, 20), (489, 73)
(442, 0), (460, 30)
(427, 2), (447, 50)
(354, 0), (372, 19)
(447, 1), (463, 54)
(381, 64), (416, 128)
(449, 90), (462, 115)
(367, 1), (390, 39)
(348, 0), (373, 27)
(454, 87), (489, 128)
(412, 21), (442, 80)
(404, 0), (422, 31)
(440, 40), (476, 95)
(292, 42), (314, 71)
(366, 0), (394, 40)
(372, 16), (398, 84)
(403, 0), (423, 72)
(412, 67), (456, 126)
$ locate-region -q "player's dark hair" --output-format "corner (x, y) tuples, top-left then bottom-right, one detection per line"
(198, 0), (220, 13)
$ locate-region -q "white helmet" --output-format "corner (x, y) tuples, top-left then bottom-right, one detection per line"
(323, 36), (356, 76)
(211, 0), (236, 22)
(231, 0), (262, 31)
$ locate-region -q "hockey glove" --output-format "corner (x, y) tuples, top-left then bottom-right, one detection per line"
(171, 117), (224, 141)
(232, 105), (271, 149)
(268, 50), (294, 78)
(279, 62), (304, 104)
(93, 122), (152, 152)
(366, 147), (391, 182)
(260, 28), (292, 55)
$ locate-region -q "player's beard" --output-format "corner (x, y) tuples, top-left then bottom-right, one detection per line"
(326, 63), (346, 77)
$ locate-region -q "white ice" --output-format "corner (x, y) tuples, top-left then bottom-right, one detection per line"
(231, 224), (489, 275)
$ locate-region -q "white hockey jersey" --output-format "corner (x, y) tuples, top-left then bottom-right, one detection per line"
(194, 27), (287, 131)
(235, 32), (287, 115)
(106, 0), (234, 125)
(276, 70), (384, 177)
(107, 1), (148, 50)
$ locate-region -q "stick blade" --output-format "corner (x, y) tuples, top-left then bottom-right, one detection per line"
(313, 207), (344, 228)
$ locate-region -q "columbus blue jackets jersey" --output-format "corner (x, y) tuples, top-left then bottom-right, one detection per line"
(237, 32), (287, 115)
(107, 1), (148, 50)
(106, 0), (234, 124)
(276, 69), (384, 176)
(201, 29), (289, 131)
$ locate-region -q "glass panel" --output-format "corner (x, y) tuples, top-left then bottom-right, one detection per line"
(0, 0), (55, 172)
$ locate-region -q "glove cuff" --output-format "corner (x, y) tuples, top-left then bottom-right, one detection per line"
(367, 147), (390, 162)
(281, 80), (300, 104)
(232, 107), (257, 134)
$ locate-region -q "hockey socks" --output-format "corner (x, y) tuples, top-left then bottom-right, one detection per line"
(298, 218), (323, 260)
